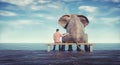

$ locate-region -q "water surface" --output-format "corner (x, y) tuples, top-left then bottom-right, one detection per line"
(0, 43), (120, 50)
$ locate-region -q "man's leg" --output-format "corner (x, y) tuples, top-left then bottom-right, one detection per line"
(59, 45), (61, 51)
(53, 45), (56, 51)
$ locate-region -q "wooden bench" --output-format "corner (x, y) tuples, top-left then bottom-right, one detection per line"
(47, 43), (94, 52)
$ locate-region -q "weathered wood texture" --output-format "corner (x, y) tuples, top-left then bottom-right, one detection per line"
(47, 43), (94, 52)
(47, 43), (94, 45)
(0, 50), (120, 65)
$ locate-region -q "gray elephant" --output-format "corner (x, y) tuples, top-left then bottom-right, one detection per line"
(58, 14), (90, 51)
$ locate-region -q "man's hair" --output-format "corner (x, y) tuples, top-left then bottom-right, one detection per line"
(56, 29), (59, 32)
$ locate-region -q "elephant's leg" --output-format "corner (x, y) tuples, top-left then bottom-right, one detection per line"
(68, 45), (73, 51)
(84, 45), (90, 52)
(84, 33), (90, 52)
(62, 34), (73, 51)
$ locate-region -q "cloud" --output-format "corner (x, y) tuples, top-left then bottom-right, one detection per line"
(63, 0), (82, 2)
(30, 5), (46, 10)
(93, 0), (120, 3)
(90, 16), (120, 25)
(30, 2), (61, 11)
(34, 14), (59, 20)
(118, 4), (120, 7)
(78, 6), (98, 13)
(0, 20), (43, 29)
(112, 0), (120, 3)
(10, 20), (42, 25)
(37, 0), (50, 3)
(102, 7), (120, 16)
(30, 4), (60, 11)
(0, 10), (17, 16)
(99, 17), (120, 25)
(0, 0), (33, 6)
(0, 0), (58, 9)
(47, 4), (59, 9)
(0, 0), (68, 16)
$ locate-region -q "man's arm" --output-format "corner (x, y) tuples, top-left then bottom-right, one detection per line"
(62, 33), (70, 37)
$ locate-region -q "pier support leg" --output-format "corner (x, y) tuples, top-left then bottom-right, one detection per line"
(84, 45), (90, 52)
(90, 45), (93, 52)
(84, 45), (93, 52)
(48, 45), (51, 52)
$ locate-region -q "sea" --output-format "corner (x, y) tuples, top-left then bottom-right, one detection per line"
(0, 43), (120, 50)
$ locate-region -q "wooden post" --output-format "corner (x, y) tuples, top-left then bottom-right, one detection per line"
(90, 45), (93, 52)
(48, 44), (51, 52)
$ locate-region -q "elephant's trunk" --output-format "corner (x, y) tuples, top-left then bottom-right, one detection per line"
(66, 15), (84, 43)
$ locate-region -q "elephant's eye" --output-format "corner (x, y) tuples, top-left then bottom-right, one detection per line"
(79, 17), (86, 24)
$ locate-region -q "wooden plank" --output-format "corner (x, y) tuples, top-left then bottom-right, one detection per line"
(47, 43), (94, 45)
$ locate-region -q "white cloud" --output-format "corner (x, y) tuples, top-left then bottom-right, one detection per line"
(0, 20), (43, 29)
(0, 0), (67, 16)
(91, 16), (120, 26)
(34, 14), (58, 20)
(0, 0), (57, 9)
(112, 0), (120, 3)
(100, 17), (120, 25)
(0, 0), (33, 6)
(37, 0), (50, 3)
(106, 7), (120, 15)
(47, 4), (59, 9)
(30, 3), (61, 11)
(63, 0), (82, 2)
(78, 6), (98, 13)
(0, 10), (17, 16)
(93, 0), (120, 3)
(30, 5), (46, 10)
(10, 20), (42, 25)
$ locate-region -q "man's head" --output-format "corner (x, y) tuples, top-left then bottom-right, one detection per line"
(56, 29), (59, 32)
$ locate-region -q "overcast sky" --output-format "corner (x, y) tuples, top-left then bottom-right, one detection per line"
(0, 0), (120, 43)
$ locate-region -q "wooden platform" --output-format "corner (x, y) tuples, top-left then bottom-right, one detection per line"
(47, 43), (94, 52)
(0, 50), (120, 65)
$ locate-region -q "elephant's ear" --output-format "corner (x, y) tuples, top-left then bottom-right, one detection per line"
(77, 15), (89, 27)
(58, 15), (71, 29)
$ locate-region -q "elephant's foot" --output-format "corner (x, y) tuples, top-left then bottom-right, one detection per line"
(84, 45), (90, 52)
(68, 45), (73, 51)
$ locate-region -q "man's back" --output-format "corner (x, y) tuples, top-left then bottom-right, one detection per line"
(53, 32), (61, 43)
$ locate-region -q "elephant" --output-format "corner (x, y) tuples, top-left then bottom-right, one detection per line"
(58, 14), (90, 51)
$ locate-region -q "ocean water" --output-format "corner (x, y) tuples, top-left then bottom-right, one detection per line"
(0, 43), (120, 50)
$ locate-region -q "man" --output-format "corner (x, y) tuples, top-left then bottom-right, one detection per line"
(53, 29), (62, 51)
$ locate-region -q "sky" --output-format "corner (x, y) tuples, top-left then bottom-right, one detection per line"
(0, 0), (120, 43)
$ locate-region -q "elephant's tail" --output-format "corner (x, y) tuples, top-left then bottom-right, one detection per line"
(75, 42), (81, 49)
